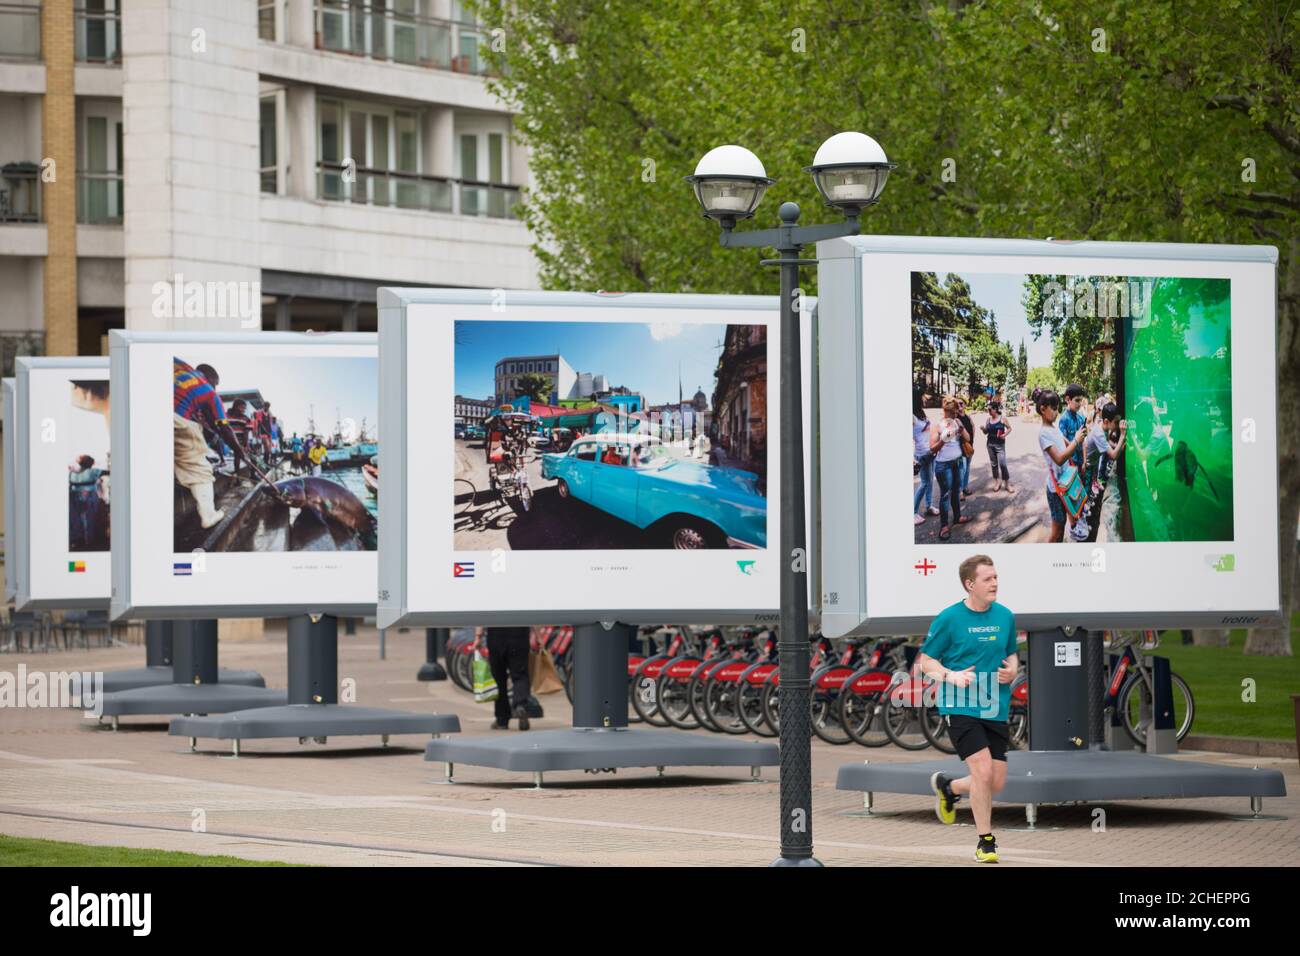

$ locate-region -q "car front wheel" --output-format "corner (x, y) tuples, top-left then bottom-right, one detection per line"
(556, 478), (570, 500)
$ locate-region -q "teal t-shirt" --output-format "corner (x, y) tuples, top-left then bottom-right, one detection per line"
(920, 600), (1018, 721)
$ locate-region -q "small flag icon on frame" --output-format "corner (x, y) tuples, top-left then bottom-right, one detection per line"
(453, 562), (475, 578)
(68, 561), (86, 573)
(173, 562), (193, 576)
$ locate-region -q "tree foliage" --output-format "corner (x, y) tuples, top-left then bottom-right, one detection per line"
(481, 0), (1300, 654)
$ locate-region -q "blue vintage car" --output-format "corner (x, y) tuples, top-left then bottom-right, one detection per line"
(540, 434), (766, 549)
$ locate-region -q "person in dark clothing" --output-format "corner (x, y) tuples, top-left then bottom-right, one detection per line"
(487, 626), (532, 730)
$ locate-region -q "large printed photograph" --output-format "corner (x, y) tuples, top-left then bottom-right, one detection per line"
(172, 353), (378, 553)
(67, 378), (111, 553)
(453, 318), (768, 550)
(911, 271), (1232, 545)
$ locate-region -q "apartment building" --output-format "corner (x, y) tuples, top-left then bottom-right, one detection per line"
(0, 0), (539, 373)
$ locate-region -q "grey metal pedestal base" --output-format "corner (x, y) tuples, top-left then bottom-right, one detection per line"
(170, 704), (461, 755)
(835, 750), (1287, 825)
(97, 684), (287, 728)
(93, 667), (266, 695)
(425, 727), (780, 788)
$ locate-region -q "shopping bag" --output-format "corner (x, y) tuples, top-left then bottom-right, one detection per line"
(529, 649), (565, 696)
(1053, 463), (1088, 522)
(471, 646), (498, 703)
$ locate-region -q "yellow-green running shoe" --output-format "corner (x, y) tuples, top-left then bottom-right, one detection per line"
(974, 836), (999, 863)
(930, 771), (958, 825)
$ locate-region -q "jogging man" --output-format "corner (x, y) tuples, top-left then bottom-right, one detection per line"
(919, 554), (1019, 862)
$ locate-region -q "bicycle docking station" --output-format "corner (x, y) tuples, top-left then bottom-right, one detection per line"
(424, 622), (780, 789)
(88, 620), (268, 696)
(169, 614), (460, 756)
(835, 628), (1286, 828)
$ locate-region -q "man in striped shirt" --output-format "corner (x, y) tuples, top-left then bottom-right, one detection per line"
(174, 358), (231, 529)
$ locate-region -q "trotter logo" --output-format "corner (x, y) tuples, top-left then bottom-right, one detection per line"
(736, 560), (756, 575)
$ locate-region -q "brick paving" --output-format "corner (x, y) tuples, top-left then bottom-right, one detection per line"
(0, 626), (1295, 867)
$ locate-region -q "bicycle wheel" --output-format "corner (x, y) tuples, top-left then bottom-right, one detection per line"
(454, 478), (476, 516)
(1118, 672), (1195, 748)
(838, 667), (893, 748)
(883, 700), (931, 750)
(703, 678), (747, 734)
(841, 686), (891, 748)
(737, 682), (774, 736)
(921, 708), (957, 754)
(657, 664), (701, 729)
(760, 678), (781, 735)
(806, 671), (857, 743)
(1008, 674), (1029, 749)
(689, 669), (722, 732)
(630, 661), (669, 726)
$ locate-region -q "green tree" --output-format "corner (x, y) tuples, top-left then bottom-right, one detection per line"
(515, 373), (553, 403)
(1017, 340), (1029, 388)
(483, 0), (1299, 655)
(1025, 366), (1058, 396)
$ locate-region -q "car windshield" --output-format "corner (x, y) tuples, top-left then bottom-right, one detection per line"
(631, 444), (676, 469)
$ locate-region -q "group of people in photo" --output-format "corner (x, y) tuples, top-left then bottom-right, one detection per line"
(913, 382), (1128, 543)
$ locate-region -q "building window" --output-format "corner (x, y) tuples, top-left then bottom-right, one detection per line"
(78, 107), (123, 224)
(259, 96), (278, 193)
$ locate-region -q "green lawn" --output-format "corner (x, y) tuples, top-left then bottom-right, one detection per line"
(1150, 615), (1300, 740)
(0, 835), (300, 867)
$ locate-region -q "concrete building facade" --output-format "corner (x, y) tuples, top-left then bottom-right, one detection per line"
(0, 0), (538, 369)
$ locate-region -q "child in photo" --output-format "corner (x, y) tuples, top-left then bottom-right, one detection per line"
(1036, 389), (1089, 543)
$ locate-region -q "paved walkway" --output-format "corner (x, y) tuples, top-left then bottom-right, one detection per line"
(1, 628), (1295, 866)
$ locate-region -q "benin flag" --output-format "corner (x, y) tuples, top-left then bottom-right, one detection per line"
(68, 561), (86, 573)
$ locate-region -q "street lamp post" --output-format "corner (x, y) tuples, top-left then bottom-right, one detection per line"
(688, 133), (894, 866)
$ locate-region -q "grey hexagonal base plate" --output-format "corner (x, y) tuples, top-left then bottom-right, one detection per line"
(169, 704), (460, 740)
(835, 750), (1287, 803)
(425, 727), (780, 774)
(98, 683), (287, 718)
(94, 667), (266, 695)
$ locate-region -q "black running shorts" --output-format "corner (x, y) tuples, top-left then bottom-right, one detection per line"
(948, 715), (1010, 762)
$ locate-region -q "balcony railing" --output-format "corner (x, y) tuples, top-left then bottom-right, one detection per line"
(75, 5), (121, 63)
(77, 172), (124, 225)
(315, 162), (519, 218)
(0, 3), (41, 61)
(0, 162), (41, 223)
(459, 179), (520, 219)
(314, 1), (498, 76)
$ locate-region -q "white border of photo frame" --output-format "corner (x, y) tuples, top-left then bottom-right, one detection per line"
(816, 235), (1280, 637)
(110, 331), (379, 621)
(3, 377), (17, 604)
(14, 357), (112, 610)
(377, 289), (815, 628)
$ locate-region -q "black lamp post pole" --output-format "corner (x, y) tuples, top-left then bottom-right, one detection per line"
(718, 201), (858, 866)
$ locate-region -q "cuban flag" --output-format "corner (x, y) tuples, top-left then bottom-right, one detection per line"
(453, 562), (475, 578)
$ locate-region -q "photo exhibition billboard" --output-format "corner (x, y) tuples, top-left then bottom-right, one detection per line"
(378, 289), (813, 628)
(110, 332), (379, 620)
(13, 358), (112, 610)
(3, 378), (15, 603)
(816, 235), (1279, 636)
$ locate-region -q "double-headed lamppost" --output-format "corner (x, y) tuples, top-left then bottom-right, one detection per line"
(687, 133), (893, 866)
